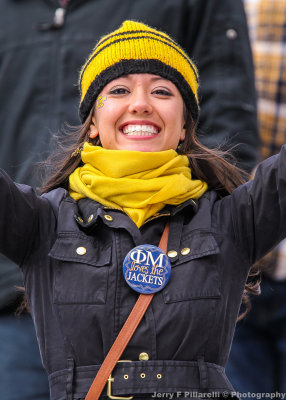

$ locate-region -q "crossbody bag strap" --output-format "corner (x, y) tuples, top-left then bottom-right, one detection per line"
(85, 222), (170, 400)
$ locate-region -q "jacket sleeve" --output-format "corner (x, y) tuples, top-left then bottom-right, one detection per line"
(183, 0), (258, 173)
(215, 145), (286, 265)
(0, 169), (54, 266)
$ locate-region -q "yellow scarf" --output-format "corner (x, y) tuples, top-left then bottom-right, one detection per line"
(69, 144), (207, 227)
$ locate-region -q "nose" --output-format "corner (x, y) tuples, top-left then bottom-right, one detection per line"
(128, 88), (152, 114)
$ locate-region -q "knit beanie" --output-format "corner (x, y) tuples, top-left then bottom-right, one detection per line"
(79, 20), (199, 123)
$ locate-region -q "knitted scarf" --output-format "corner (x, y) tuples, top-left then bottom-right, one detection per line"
(69, 144), (207, 227)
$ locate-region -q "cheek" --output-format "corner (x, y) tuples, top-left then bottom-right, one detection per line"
(96, 101), (120, 128)
(165, 107), (184, 130)
(163, 104), (185, 146)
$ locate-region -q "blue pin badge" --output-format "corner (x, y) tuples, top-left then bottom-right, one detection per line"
(123, 244), (171, 294)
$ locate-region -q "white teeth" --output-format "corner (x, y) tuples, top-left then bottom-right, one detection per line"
(124, 131), (154, 136)
(122, 124), (159, 135)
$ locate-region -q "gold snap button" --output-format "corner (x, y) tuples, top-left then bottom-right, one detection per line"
(88, 214), (94, 223)
(76, 246), (86, 256)
(124, 374), (129, 380)
(104, 214), (113, 222)
(181, 247), (191, 256)
(77, 216), (84, 223)
(139, 352), (149, 361)
(157, 373), (162, 379)
(140, 373), (146, 379)
(167, 250), (178, 258)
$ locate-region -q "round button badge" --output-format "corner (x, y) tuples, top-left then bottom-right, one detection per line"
(123, 244), (171, 294)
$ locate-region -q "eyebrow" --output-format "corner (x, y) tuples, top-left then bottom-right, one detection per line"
(149, 76), (168, 82)
(113, 75), (168, 83)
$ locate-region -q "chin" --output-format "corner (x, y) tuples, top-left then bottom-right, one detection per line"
(127, 145), (161, 152)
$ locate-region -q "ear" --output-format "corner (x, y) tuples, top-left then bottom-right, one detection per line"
(89, 116), (99, 139)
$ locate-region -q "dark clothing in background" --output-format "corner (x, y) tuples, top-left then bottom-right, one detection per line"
(0, 312), (51, 400)
(227, 275), (286, 393)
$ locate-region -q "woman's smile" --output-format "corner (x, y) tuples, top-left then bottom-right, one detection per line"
(119, 120), (161, 139)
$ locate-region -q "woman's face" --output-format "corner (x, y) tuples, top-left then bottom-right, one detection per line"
(90, 74), (186, 152)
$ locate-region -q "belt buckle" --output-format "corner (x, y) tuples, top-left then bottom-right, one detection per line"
(107, 360), (133, 400)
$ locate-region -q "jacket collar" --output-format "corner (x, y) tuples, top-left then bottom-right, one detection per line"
(74, 197), (198, 229)
(56, 191), (219, 257)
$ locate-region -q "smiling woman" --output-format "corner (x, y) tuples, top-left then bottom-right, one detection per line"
(1, 19), (284, 400)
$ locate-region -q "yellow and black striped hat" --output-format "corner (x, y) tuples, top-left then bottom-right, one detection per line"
(79, 20), (199, 123)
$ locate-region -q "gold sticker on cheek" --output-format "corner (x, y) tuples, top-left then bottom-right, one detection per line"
(96, 96), (107, 108)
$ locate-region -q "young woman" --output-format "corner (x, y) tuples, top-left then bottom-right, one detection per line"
(0, 21), (284, 400)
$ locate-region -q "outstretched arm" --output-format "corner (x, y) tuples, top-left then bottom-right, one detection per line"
(0, 169), (54, 266)
(215, 145), (286, 266)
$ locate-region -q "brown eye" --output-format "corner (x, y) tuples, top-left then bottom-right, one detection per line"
(153, 89), (172, 96)
(109, 88), (129, 95)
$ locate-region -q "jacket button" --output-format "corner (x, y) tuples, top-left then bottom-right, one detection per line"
(139, 352), (149, 361)
(104, 214), (113, 221)
(88, 214), (94, 223)
(76, 246), (87, 255)
(167, 250), (178, 258)
(181, 248), (191, 256)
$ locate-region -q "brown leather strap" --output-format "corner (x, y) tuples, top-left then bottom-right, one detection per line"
(85, 222), (170, 400)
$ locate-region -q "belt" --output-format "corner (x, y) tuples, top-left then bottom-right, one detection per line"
(48, 360), (235, 400)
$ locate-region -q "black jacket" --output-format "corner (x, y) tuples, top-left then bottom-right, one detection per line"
(0, 0), (258, 308)
(1, 146), (285, 399)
